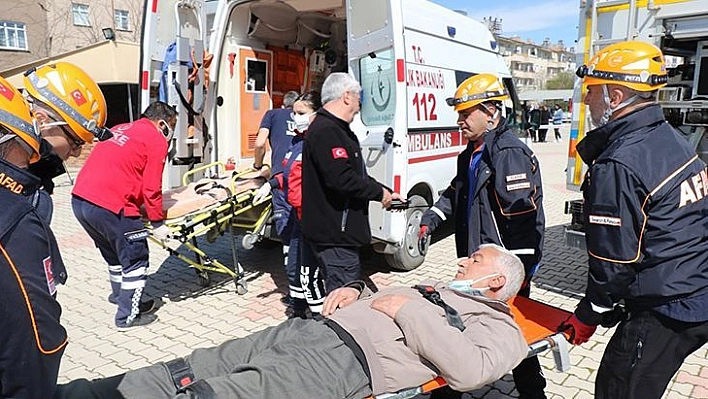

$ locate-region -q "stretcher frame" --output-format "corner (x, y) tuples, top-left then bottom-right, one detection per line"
(148, 162), (273, 294)
(371, 296), (572, 399)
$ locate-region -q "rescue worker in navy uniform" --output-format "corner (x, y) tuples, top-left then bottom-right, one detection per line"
(22, 62), (111, 223)
(301, 72), (400, 315)
(559, 40), (708, 398)
(419, 73), (546, 399)
(0, 76), (68, 398)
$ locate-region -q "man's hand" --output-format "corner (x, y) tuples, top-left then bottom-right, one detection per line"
(322, 287), (360, 316)
(558, 314), (597, 345)
(252, 184), (271, 205)
(381, 188), (392, 209)
(370, 294), (410, 319)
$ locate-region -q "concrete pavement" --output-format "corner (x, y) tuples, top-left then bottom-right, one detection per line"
(51, 138), (707, 398)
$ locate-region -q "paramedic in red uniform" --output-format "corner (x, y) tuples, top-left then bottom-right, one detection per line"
(253, 91), (323, 318)
(560, 40), (708, 399)
(301, 73), (400, 315)
(419, 73), (546, 399)
(71, 101), (177, 329)
(0, 77), (69, 398)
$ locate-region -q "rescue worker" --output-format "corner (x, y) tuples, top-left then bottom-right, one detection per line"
(301, 73), (400, 315)
(0, 76), (68, 398)
(252, 90), (299, 306)
(253, 91), (323, 318)
(558, 40), (708, 398)
(418, 73), (546, 399)
(71, 101), (177, 329)
(23, 61), (112, 222)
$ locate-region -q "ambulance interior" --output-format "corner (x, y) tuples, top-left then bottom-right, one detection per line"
(213, 0), (351, 161)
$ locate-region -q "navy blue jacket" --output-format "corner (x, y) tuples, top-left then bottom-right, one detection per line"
(0, 158), (67, 398)
(421, 120), (545, 272)
(576, 104), (708, 324)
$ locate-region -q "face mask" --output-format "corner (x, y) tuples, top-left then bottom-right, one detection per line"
(293, 113), (313, 133)
(158, 120), (174, 141)
(593, 84), (639, 128)
(448, 273), (500, 296)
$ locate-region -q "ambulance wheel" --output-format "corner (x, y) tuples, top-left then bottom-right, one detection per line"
(196, 270), (211, 287)
(385, 195), (427, 271)
(235, 278), (248, 295)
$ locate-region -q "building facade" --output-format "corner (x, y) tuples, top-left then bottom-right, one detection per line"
(497, 36), (575, 92)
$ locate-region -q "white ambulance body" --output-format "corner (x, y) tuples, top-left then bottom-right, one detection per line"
(141, 0), (523, 270)
(564, 0), (708, 249)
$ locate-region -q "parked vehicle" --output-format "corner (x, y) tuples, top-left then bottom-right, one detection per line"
(141, 0), (523, 270)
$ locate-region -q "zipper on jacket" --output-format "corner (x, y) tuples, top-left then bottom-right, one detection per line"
(341, 208), (349, 232)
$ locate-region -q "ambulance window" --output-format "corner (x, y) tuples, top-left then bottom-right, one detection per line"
(359, 48), (396, 126)
(350, 0), (389, 39)
(246, 59), (268, 92)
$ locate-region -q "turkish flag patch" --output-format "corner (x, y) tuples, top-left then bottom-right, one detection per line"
(70, 89), (87, 106)
(0, 81), (14, 101)
(332, 147), (348, 159)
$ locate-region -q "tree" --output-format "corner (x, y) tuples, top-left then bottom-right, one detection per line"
(545, 71), (575, 90)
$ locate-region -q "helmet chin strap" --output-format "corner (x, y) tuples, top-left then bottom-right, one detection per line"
(599, 84), (639, 126)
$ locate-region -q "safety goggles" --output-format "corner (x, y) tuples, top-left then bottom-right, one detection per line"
(445, 90), (508, 107)
(575, 64), (668, 86)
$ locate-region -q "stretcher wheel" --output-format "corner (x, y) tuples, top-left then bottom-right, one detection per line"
(241, 234), (259, 250)
(196, 270), (211, 287)
(234, 278), (248, 295)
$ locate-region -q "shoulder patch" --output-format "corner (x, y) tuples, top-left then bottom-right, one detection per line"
(332, 147), (349, 159)
(589, 215), (621, 227)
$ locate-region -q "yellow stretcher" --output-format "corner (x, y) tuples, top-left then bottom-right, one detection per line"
(146, 162), (273, 294)
(371, 296), (572, 399)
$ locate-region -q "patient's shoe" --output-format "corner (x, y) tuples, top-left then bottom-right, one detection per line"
(116, 314), (158, 330)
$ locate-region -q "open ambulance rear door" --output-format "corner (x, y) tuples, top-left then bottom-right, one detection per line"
(140, 0), (209, 187)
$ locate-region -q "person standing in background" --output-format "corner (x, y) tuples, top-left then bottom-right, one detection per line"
(552, 104), (564, 142)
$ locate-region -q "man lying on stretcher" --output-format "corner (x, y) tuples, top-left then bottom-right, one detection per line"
(56, 244), (528, 398)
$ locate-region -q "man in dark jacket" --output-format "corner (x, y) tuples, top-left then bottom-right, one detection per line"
(0, 77), (68, 398)
(301, 72), (400, 314)
(419, 73), (546, 399)
(559, 40), (708, 399)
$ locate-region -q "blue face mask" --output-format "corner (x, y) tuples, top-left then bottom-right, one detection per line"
(448, 273), (500, 296)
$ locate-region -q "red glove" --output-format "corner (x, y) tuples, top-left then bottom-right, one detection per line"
(558, 315), (597, 345)
(418, 225), (429, 240)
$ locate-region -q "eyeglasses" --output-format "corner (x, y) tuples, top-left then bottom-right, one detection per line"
(42, 120), (84, 150)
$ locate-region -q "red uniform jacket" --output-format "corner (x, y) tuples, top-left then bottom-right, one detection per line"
(72, 118), (167, 223)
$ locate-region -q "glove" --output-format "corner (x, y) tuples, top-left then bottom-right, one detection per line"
(252, 183), (272, 205)
(152, 224), (171, 241)
(418, 225), (429, 240)
(558, 314), (597, 345)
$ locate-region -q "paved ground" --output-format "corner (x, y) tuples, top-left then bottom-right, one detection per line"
(52, 138), (707, 398)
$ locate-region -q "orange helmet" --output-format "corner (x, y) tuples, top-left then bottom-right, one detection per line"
(0, 77), (41, 163)
(576, 40), (667, 92)
(24, 62), (112, 143)
(446, 73), (509, 112)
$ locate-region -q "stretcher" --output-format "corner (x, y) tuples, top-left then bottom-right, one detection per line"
(372, 296), (572, 399)
(144, 162), (273, 294)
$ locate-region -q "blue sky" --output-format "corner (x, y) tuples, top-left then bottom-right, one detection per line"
(430, 0), (580, 50)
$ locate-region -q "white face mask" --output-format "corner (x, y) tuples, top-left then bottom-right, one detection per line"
(158, 120), (174, 141)
(593, 84), (639, 128)
(448, 273), (500, 296)
(293, 113), (313, 133)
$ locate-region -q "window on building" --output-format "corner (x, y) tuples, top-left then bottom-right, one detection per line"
(0, 21), (28, 50)
(72, 3), (90, 26)
(115, 9), (129, 31)
(529, 48), (537, 57)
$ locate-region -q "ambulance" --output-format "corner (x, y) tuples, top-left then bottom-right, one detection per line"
(564, 0), (708, 249)
(140, 0), (523, 270)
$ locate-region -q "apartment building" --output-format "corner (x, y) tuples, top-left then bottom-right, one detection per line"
(498, 36), (575, 92)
